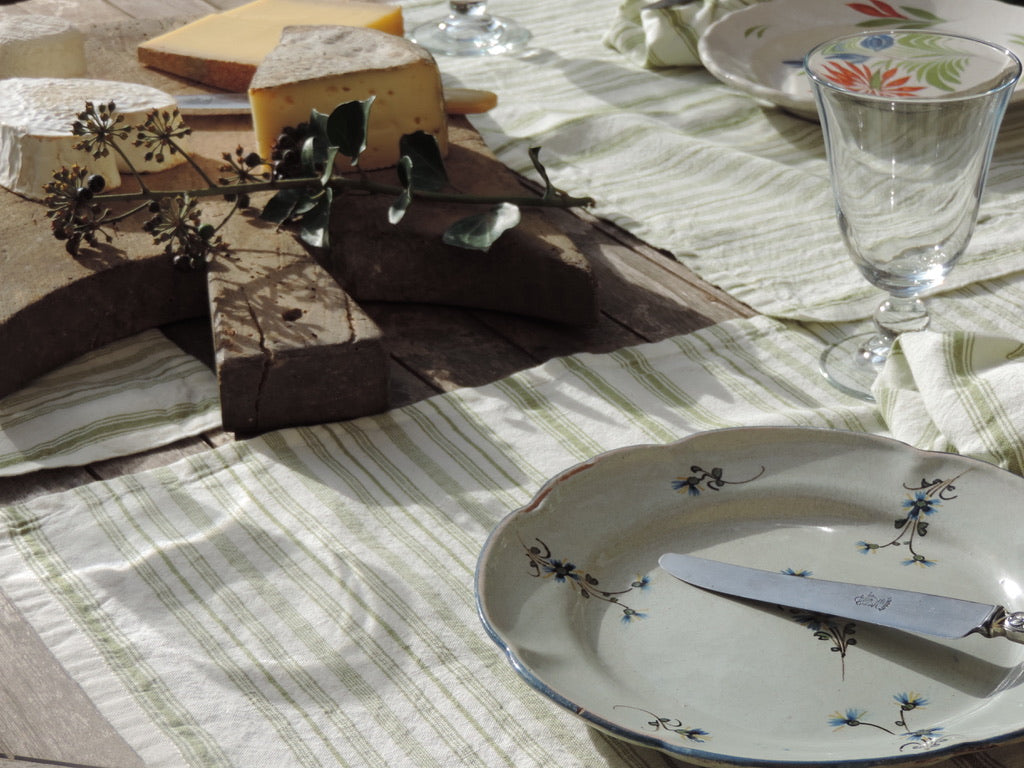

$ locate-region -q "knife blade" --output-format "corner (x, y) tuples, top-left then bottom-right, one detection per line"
(658, 552), (1024, 643)
(176, 92), (251, 115)
(175, 87), (498, 116)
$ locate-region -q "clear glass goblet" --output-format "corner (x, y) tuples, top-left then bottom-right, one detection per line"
(410, 0), (531, 57)
(805, 31), (1021, 400)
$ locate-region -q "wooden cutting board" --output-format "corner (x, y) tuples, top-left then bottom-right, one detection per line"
(0, 18), (597, 432)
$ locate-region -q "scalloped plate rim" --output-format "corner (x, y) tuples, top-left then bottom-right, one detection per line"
(475, 425), (1024, 767)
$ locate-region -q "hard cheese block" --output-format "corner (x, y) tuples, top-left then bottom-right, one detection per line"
(249, 25), (447, 169)
(0, 16), (85, 78)
(0, 77), (188, 201)
(138, 0), (403, 92)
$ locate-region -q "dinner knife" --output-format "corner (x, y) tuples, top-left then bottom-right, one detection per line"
(175, 88), (498, 116)
(658, 552), (1024, 643)
(176, 92), (251, 115)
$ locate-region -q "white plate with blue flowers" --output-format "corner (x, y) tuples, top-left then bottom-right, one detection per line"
(476, 427), (1024, 766)
(698, 0), (1024, 118)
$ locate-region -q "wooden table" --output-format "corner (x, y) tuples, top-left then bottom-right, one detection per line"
(0, 0), (751, 765)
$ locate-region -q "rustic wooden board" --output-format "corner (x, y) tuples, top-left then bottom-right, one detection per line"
(0, 16), (597, 431)
(328, 117), (597, 325)
(0, 15), (243, 401)
(208, 229), (390, 433)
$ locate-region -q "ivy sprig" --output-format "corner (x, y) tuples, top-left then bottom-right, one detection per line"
(44, 97), (595, 267)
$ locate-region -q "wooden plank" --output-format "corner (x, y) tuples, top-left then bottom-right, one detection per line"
(102, 0), (218, 18)
(0, 2), (128, 22)
(0, 469), (94, 508)
(0, 590), (144, 768)
(86, 433), (220, 479)
(361, 303), (538, 392)
(208, 242), (390, 434)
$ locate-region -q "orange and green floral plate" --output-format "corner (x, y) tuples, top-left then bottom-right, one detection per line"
(698, 0), (1024, 118)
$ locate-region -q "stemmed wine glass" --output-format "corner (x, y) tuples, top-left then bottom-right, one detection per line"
(804, 31), (1021, 400)
(410, 0), (531, 56)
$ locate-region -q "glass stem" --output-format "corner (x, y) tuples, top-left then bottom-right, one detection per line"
(449, 0), (491, 21)
(864, 295), (929, 361)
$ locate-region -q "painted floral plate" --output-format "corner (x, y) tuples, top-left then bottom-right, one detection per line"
(698, 0), (1024, 118)
(476, 427), (1024, 766)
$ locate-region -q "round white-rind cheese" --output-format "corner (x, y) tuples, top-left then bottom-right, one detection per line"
(0, 77), (188, 201)
(0, 16), (86, 78)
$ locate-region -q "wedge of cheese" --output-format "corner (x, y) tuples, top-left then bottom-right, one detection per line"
(249, 26), (447, 170)
(0, 16), (85, 78)
(138, 0), (404, 92)
(0, 78), (188, 201)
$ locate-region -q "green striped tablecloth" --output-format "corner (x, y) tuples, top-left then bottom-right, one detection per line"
(0, 330), (219, 476)
(3, 316), (1024, 768)
(2, 0), (1024, 765)
(408, 0), (1024, 324)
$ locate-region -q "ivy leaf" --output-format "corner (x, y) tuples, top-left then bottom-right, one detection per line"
(326, 97), (374, 165)
(300, 133), (330, 176)
(528, 147), (557, 200)
(399, 131), (447, 191)
(260, 188), (317, 225)
(389, 155), (414, 225)
(299, 188), (333, 249)
(320, 146), (339, 187)
(442, 202), (521, 252)
(309, 108), (330, 142)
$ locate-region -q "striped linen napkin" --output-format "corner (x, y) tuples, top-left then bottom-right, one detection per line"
(0, 330), (219, 476)
(3, 314), (1024, 768)
(603, 0), (759, 68)
(874, 330), (1024, 476)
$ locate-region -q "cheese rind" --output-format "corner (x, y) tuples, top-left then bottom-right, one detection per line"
(0, 78), (187, 201)
(0, 16), (85, 78)
(138, 0), (404, 91)
(444, 88), (498, 115)
(249, 26), (447, 170)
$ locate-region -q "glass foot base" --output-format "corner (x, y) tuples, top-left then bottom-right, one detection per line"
(819, 332), (884, 403)
(410, 15), (531, 56)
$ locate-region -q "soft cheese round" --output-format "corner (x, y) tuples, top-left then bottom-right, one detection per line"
(0, 77), (187, 200)
(0, 16), (86, 78)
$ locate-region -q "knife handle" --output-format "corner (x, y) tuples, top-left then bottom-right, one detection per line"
(987, 609), (1024, 643)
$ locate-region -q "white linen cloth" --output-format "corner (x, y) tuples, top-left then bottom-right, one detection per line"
(0, 330), (219, 476)
(3, 315), (1024, 767)
(874, 330), (1024, 475)
(603, 0), (759, 68)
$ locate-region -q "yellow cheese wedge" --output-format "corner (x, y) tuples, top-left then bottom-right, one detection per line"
(138, 0), (403, 92)
(249, 26), (447, 171)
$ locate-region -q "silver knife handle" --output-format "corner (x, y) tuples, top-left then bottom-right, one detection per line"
(987, 609), (1024, 643)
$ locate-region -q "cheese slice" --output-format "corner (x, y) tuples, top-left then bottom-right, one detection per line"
(138, 0), (404, 92)
(0, 16), (85, 78)
(0, 78), (188, 201)
(249, 26), (447, 170)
